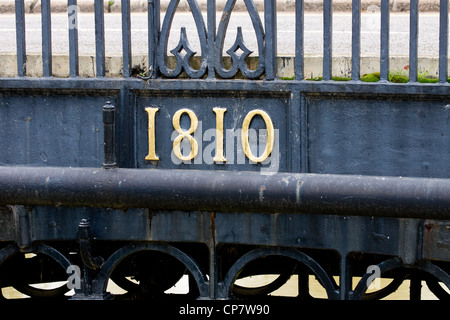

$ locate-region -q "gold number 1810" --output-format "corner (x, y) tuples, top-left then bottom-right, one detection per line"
(145, 107), (274, 163)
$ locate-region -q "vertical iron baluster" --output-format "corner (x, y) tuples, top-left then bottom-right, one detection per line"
(207, 0), (216, 79)
(295, 0), (304, 80)
(264, 0), (277, 80)
(409, 0), (419, 82)
(68, 0), (79, 77)
(15, 0), (26, 77)
(439, 0), (448, 83)
(148, 0), (159, 79)
(122, 0), (132, 78)
(323, 0), (332, 81)
(147, 0), (153, 77)
(380, 0), (390, 81)
(95, 0), (105, 77)
(351, 0), (361, 81)
(41, 0), (52, 77)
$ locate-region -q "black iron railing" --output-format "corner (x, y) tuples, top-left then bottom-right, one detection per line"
(12, 0), (450, 81)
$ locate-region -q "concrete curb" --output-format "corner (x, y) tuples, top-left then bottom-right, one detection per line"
(0, 0), (446, 14)
(0, 53), (446, 79)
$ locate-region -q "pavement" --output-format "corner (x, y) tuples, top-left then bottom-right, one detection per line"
(0, 0), (446, 13)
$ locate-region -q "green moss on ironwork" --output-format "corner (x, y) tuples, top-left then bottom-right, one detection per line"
(280, 76), (295, 80)
(281, 72), (450, 83)
(304, 76), (351, 81)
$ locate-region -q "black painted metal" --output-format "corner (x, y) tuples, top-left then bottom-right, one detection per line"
(439, 0), (449, 83)
(102, 101), (117, 169)
(323, 0), (333, 81)
(41, 0), (52, 77)
(295, 0), (304, 80)
(380, 0), (390, 81)
(94, 0), (106, 77)
(78, 218), (105, 270)
(0, 0), (449, 301)
(121, 0), (132, 78)
(68, 0), (79, 77)
(14, 0), (26, 77)
(0, 166), (448, 220)
(351, 0), (360, 81)
(409, 0), (419, 83)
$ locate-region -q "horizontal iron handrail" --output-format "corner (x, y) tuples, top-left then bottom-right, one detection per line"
(0, 166), (449, 220)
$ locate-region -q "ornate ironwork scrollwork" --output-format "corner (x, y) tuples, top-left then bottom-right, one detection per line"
(218, 247), (339, 299)
(214, 0), (265, 79)
(158, 0), (207, 78)
(0, 243), (74, 299)
(157, 0), (265, 79)
(93, 242), (209, 299)
(352, 258), (450, 300)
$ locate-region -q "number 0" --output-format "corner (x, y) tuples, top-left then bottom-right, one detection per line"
(241, 109), (274, 163)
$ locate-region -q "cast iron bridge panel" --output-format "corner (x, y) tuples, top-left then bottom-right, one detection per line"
(0, 0), (449, 301)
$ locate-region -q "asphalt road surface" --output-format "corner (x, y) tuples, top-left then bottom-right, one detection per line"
(0, 11), (447, 57)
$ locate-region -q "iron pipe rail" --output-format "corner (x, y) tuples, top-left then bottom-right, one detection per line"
(0, 166), (449, 220)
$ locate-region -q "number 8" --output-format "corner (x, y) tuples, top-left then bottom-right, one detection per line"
(172, 108), (199, 161)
